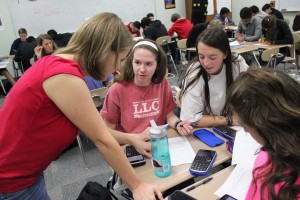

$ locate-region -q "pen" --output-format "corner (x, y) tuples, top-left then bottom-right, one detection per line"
(186, 177), (213, 192)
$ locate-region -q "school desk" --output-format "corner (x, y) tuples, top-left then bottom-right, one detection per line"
(165, 165), (235, 200)
(113, 128), (232, 193)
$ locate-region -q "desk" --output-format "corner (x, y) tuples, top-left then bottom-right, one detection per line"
(175, 165), (235, 200)
(115, 128), (232, 192)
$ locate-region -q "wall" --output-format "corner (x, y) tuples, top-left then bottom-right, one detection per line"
(0, 0), (186, 75)
(0, 0), (17, 76)
(154, 0), (186, 30)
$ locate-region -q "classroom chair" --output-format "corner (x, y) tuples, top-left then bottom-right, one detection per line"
(12, 60), (24, 78)
(156, 36), (179, 75)
(177, 39), (188, 68)
(76, 87), (108, 168)
(261, 47), (280, 68)
(281, 32), (300, 70)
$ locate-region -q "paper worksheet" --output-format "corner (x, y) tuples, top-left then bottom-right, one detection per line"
(168, 136), (196, 166)
(214, 129), (261, 199)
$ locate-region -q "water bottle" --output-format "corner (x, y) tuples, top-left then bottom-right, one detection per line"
(150, 121), (172, 178)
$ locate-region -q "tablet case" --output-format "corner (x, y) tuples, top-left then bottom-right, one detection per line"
(193, 129), (224, 147)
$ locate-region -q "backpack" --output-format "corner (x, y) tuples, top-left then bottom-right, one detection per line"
(76, 181), (118, 200)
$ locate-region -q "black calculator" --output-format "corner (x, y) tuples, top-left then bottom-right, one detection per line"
(213, 125), (237, 140)
(124, 145), (146, 167)
(189, 149), (216, 176)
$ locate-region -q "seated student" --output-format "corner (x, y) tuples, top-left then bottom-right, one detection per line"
(262, 3), (284, 20)
(261, 15), (293, 63)
(147, 13), (155, 21)
(179, 28), (248, 127)
(0, 56), (16, 87)
(9, 28), (27, 57)
(126, 21), (141, 37)
(186, 20), (222, 59)
(225, 68), (300, 200)
(47, 29), (72, 47)
(168, 13), (193, 40)
(13, 36), (37, 72)
(33, 34), (58, 62)
(236, 7), (263, 42)
(214, 7), (235, 26)
(250, 5), (268, 20)
(101, 39), (193, 141)
(293, 11), (300, 31)
(140, 17), (168, 41)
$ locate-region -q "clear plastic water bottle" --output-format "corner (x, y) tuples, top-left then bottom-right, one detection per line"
(150, 121), (172, 178)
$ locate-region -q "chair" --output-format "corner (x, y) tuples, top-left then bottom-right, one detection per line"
(76, 87), (108, 168)
(261, 47), (280, 68)
(156, 36), (179, 75)
(12, 60), (24, 77)
(177, 39), (188, 67)
(0, 78), (6, 95)
(283, 18), (290, 26)
(281, 32), (300, 70)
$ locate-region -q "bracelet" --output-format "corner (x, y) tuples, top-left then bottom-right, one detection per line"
(226, 115), (233, 126)
(174, 120), (182, 130)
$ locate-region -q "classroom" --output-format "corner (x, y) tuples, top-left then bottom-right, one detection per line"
(0, 0), (299, 199)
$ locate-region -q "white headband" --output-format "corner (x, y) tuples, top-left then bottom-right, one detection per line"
(133, 41), (158, 51)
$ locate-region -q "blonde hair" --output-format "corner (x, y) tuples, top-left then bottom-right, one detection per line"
(55, 12), (133, 80)
(209, 20), (222, 30)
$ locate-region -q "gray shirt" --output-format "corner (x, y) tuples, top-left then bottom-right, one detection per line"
(237, 15), (262, 42)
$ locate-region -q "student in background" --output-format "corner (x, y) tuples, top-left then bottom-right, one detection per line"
(262, 3), (284, 20)
(293, 11), (300, 31)
(33, 34), (58, 62)
(0, 13), (162, 200)
(250, 5), (268, 20)
(9, 28), (27, 57)
(236, 7), (263, 42)
(168, 13), (193, 40)
(13, 36), (37, 71)
(126, 21), (141, 37)
(140, 17), (168, 41)
(214, 7), (235, 26)
(261, 15), (293, 63)
(101, 39), (193, 144)
(179, 28), (248, 127)
(47, 29), (72, 47)
(186, 20), (222, 59)
(225, 68), (300, 200)
(147, 13), (155, 21)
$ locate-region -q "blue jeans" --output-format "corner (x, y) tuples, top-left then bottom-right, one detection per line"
(0, 175), (51, 200)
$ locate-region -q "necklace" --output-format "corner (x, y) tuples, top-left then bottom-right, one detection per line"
(134, 83), (152, 101)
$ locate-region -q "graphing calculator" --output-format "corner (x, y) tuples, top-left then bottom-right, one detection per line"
(218, 194), (238, 200)
(124, 145), (146, 167)
(189, 149), (217, 176)
(213, 125), (237, 140)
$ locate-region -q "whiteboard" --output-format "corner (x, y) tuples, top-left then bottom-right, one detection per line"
(277, 0), (300, 12)
(6, 0), (156, 36)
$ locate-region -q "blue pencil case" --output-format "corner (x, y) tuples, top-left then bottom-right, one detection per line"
(193, 129), (224, 147)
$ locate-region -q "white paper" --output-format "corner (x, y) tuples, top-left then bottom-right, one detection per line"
(229, 40), (241, 47)
(231, 130), (261, 166)
(0, 60), (9, 69)
(168, 136), (196, 166)
(215, 164), (253, 199)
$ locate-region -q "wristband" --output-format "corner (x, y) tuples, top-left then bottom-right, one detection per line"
(174, 120), (182, 129)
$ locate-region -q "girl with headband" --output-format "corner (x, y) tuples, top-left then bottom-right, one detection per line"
(101, 39), (193, 157)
